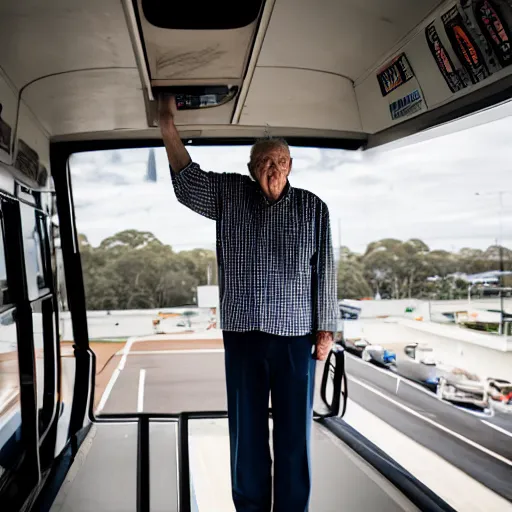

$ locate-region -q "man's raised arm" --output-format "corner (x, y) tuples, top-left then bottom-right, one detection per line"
(158, 95), (192, 173)
(158, 95), (226, 221)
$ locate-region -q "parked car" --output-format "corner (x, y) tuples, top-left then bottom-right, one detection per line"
(487, 378), (512, 413)
(436, 369), (488, 411)
(361, 345), (396, 368)
(337, 302), (370, 356)
(395, 343), (439, 390)
(340, 319), (369, 356)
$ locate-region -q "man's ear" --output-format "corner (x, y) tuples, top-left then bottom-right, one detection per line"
(287, 157), (293, 176)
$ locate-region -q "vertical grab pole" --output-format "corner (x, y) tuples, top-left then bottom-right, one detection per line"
(137, 416), (150, 512)
(178, 413), (191, 512)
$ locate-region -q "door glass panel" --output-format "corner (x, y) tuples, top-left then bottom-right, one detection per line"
(20, 204), (47, 301)
(31, 300), (45, 428)
(0, 219), (9, 308)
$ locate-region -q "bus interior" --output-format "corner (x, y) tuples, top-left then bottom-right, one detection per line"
(1, 0), (512, 511)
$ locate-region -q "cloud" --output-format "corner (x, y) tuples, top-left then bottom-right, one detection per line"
(70, 107), (512, 254)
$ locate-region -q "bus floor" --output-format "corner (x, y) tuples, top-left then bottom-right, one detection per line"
(48, 418), (417, 512)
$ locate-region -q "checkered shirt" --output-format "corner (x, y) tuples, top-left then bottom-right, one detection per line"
(170, 162), (338, 336)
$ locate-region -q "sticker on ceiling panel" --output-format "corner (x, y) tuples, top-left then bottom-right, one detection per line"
(442, 5), (490, 83)
(460, 0), (503, 73)
(15, 140), (40, 182)
(0, 104), (11, 155)
(389, 89), (424, 121)
(426, 23), (470, 92)
(473, 0), (512, 67)
(376, 53), (414, 97)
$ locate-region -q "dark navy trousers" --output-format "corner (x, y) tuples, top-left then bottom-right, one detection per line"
(223, 330), (316, 512)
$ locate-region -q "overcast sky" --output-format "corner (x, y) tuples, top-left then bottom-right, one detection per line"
(69, 107), (512, 255)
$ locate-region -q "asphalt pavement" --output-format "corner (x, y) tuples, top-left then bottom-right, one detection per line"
(344, 354), (512, 501)
(97, 343), (512, 505)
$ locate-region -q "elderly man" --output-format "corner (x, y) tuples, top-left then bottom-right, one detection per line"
(159, 96), (337, 512)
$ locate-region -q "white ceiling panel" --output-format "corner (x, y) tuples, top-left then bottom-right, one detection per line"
(258, 0), (442, 81)
(0, 0), (136, 89)
(22, 70), (147, 136)
(240, 67), (362, 132)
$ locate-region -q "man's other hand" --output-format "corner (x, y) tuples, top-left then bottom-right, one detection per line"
(314, 331), (333, 361)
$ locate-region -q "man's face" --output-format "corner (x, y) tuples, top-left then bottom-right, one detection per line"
(250, 145), (292, 202)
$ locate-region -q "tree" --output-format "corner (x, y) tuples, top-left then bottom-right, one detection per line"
(362, 238), (433, 299)
(78, 229), (512, 309)
(79, 230), (212, 310)
(337, 258), (372, 299)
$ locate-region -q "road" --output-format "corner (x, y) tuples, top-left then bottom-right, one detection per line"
(344, 354), (512, 501)
(96, 339), (512, 506)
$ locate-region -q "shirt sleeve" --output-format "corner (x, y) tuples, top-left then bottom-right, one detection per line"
(316, 205), (339, 333)
(170, 162), (226, 221)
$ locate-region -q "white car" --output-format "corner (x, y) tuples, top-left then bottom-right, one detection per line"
(361, 345), (396, 368)
(395, 343), (439, 389)
(436, 369), (488, 411)
(487, 378), (512, 413)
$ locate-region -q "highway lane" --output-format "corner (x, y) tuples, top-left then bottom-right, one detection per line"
(97, 346), (512, 502)
(344, 354), (512, 501)
(345, 355), (512, 458)
(100, 350), (227, 414)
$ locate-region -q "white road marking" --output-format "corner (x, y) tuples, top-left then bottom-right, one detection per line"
(127, 349), (225, 356)
(97, 336), (136, 412)
(482, 420), (512, 439)
(119, 337), (136, 370)
(96, 369), (121, 412)
(137, 369), (146, 412)
(348, 375), (512, 467)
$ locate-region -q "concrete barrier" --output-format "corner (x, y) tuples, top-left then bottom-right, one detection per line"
(394, 318), (512, 381)
(59, 308), (211, 341)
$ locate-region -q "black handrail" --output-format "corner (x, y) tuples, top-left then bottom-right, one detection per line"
(97, 411), (229, 422)
(137, 416), (150, 512)
(178, 414), (191, 512)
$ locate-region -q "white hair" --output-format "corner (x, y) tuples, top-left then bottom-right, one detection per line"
(249, 137), (290, 164)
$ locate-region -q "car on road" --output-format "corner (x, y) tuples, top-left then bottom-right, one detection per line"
(343, 336), (370, 356)
(361, 345), (396, 368)
(436, 369), (489, 412)
(395, 343), (439, 390)
(487, 378), (512, 413)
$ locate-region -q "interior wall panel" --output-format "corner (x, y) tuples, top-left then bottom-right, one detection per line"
(355, 1), (512, 134)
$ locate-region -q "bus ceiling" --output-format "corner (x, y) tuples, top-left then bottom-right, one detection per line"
(1, 0), (512, 157)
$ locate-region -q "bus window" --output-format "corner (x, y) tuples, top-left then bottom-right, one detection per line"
(68, 117), (512, 508)
(19, 203), (55, 439)
(0, 212), (20, 480)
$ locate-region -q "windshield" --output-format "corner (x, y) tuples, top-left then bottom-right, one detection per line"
(68, 109), (512, 509)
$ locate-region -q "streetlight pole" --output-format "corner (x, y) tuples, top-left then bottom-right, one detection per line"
(475, 190), (508, 334)
(498, 191), (505, 335)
